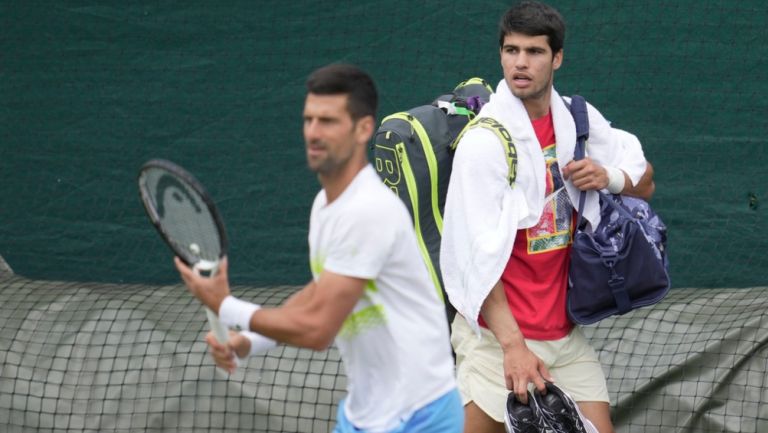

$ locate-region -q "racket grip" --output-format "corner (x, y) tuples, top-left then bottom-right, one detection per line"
(204, 307), (241, 370)
(205, 306), (230, 343)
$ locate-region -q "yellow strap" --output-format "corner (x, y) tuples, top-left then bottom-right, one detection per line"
(395, 142), (445, 302)
(452, 117), (517, 187)
(386, 112), (444, 234)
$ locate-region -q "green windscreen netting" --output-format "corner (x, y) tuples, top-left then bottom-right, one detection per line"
(1, 274), (766, 432)
(2, 1), (768, 432)
(2, 1), (766, 287)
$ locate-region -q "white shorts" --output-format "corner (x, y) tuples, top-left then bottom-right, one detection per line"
(451, 316), (610, 423)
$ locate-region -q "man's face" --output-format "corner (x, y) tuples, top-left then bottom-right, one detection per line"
(500, 32), (562, 103)
(303, 93), (363, 175)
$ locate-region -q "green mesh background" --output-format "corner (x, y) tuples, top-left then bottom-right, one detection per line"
(2, 1), (767, 287)
(1, 274), (766, 432)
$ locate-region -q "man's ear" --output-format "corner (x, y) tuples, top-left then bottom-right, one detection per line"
(553, 49), (564, 70)
(355, 115), (375, 143)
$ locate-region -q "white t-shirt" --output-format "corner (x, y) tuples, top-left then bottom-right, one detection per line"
(308, 165), (456, 432)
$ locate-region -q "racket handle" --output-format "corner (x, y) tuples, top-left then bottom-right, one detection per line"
(193, 261), (229, 342)
(205, 306), (230, 343)
(189, 261), (240, 371)
(205, 307), (241, 371)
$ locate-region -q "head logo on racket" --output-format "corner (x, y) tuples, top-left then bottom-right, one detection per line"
(154, 174), (203, 218)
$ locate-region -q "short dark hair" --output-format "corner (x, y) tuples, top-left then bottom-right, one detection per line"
(305, 64), (378, 121)
(498, 1), (565, 54)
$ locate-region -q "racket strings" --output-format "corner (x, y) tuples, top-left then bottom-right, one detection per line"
(141, 167), (223, 264)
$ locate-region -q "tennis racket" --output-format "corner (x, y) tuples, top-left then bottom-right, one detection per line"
(137, 158), (230, 343)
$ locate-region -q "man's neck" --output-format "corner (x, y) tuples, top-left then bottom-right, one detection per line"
(319, 159), (368, 204)
(522, 95), (551, 121)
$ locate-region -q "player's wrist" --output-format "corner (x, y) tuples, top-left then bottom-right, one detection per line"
(496, 330), (526, 351)
(604, 165), (626, 194)
(239, 330), (277, 358)
(219, 295), (259, 331)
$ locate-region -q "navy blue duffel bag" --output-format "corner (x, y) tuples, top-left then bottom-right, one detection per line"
(566, 95), (670, 325)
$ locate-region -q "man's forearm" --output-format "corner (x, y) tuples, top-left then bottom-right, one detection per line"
(245, 273), (364, 351)
(621, 161), (655, 200)
(480, 280), (526, 350)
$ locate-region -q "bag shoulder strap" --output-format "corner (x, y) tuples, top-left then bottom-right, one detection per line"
(563, 95), (590, 226)
(567, 95), (589, 160)
(451, 116), (517, 187)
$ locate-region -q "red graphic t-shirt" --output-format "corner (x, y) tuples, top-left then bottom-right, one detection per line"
(479, 110), (574, 340)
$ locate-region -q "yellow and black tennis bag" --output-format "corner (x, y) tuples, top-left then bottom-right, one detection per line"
(372, 78), (515, 322)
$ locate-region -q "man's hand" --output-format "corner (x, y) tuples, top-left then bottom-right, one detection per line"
(175, 255), (231, 314)
(481, 281), (554, 404)
(502, 341), (552, 404)
(562, 157), (610, 191)
(205, 330), (249, 374)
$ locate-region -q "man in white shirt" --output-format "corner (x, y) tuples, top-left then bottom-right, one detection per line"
(176, 64), (462, 433)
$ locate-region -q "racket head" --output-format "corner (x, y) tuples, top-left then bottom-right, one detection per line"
(137, 159), (228, 268)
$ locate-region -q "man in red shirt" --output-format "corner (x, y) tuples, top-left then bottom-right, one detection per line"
(440, 2), (656, 432)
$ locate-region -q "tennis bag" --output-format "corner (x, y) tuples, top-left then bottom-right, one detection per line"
(371, 78), (514, 322)
(566, 95), (670, 325)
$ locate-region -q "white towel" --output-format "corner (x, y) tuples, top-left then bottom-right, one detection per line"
(441, 79), (648, 334)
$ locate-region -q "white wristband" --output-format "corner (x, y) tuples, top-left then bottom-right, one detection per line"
(219, 295), (259, 331)
(604, 165), (626, 194)
(240, 330), (278, 358)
